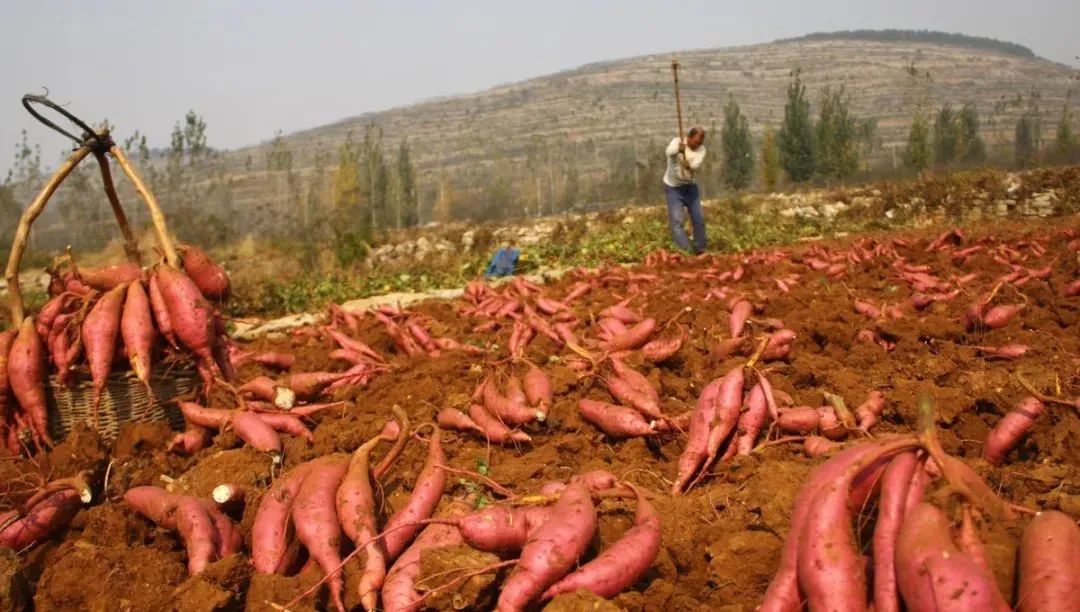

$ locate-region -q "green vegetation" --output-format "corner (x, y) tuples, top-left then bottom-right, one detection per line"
(779, 70), (815, 183)
(1056, 103), (1076, 163)
(760, 126), (780, 192)
(815, 86), (859, 180)
(1015, 114), (1037, 168)
(779, 29), (1035, 59)
(720, 96), (754, 190)
(904, 112), (932, 171)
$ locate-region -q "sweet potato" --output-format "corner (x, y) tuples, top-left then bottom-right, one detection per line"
(337, 437), (386, 611)
(0, 329), (15, 425)
(250, 351), (296, 370)
(177, 244), (230, 300)
(600, 318), (656, 352)
(436, 407), (483, 434)
(522, 363), (552, 421)
(454, 505), (556, 552)
(34, 293), (73, 340)
(175, 496), (218, 575)
(155, 265), (216, 379)
(252, 460), (317, 574)
(0, 489), (81, 550)
(482, 377), (537, 426)
(776, 407), (821, 434)
(254, 412), (314, 442)
(609, 358), (661, 415)
(83, 282), (127, 403)
(854, 390), (886, 431)
(178, 401), (233, 429)
(8, 318), (50, 446)
(120, 281), (156, 385)
(922, 547), (1010, 611)
(240, 376), (296, 410)
(736, 383), (769, 455)
(798, 439), (917, 611)
(760, 443), (886, 612)
(292, 455), (350, 612)
(147, 273), (178, 348)
(541, 489), (660, 600)
(642, 324), (684, 362)
(982, 397), (1045, 466)
(496, 479), (597, 610)
(698, 366), (745, 476)
(76, 262), (142, 291)
(872, 451), (918, 612)
(974, 344), (1030, 360)
(288, 371), (350, 401)
(211, 483), (246, 505)
(894, 502), (960, 610)
(672, 377), (722, 494)
(382, 499), (471, 612)
(1017, 510), (1080, 611)
(983, 303), (1024, 329)
(604, 375), (661, 421)
(381, 430), (447, 560)
(167, 425), (212, 455)
(730, 299), (752, 338)
(201, 499), (243, 557)
(231, 411), (283, 461)
(469, 403), (531, 444)
(579, 398), (658, 438)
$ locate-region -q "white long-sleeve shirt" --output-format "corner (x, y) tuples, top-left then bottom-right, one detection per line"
(663, 137), (706, 187)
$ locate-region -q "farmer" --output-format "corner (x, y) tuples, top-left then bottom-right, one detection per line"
(485, 240), (520, 278)
(663, 126), (707, 254)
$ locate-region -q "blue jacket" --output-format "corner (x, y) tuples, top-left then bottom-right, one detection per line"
(485, 247), (520, 277)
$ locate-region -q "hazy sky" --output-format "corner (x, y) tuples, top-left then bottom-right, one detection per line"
(1, 0), (1077, 175)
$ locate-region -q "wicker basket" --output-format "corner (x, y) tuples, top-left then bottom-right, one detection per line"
(45, 364), (199, 442)
(5, 96), (206, 445)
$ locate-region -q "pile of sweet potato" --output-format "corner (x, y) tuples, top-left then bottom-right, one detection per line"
(0, 244), (231, 453)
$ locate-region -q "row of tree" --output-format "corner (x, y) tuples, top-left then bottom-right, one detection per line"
(4, 72), (1079, 259)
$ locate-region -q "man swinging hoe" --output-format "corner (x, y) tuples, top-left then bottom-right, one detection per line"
(663, 59), (708, 254)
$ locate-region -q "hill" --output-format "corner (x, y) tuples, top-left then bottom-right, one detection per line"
(13, 31), (1078, 253)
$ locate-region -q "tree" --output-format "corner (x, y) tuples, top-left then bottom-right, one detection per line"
(395, 138), (417, 227)
(720, 95), (754, 189)
(330, 134), (362, 220)
(182, 111), (208, 165)
(1056, 103), (1076, 162)
(778, 69), (815, 183)
(359, 124), (389, 231)
(904, 112), (931, 171)
(932, 104), (961, 165)
(760, 126), (780, 191)
(815, 85), (859, 180)
(958, 104), (986, 163)
(433, 176), (454, 223)
(1015, 114), (1037, 168)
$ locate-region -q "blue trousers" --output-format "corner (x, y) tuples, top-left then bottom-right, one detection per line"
(664, 183), (706, 253)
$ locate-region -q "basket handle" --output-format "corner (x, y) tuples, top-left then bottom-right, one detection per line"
(5, 145), (94, 325)
(5, 95), (181, 325)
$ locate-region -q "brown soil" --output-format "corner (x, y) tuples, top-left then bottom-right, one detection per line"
(6, 215), (1080, 611)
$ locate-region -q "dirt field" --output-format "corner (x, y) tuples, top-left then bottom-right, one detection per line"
(4, 214), (1080, 611)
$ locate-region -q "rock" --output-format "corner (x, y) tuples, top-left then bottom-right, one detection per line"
(0, 549), (30, 612)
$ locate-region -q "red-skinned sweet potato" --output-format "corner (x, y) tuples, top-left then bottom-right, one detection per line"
(541, 487), (660, 599)
(178, 244), (230, 300)
(1017, 510), (1080, 611)
(496, 479), (597, 610)
(8, 318), (50, 446)
(121, 281), (156, 385)
(291, 454), (350, 612)
(381, 430), (447, 560)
